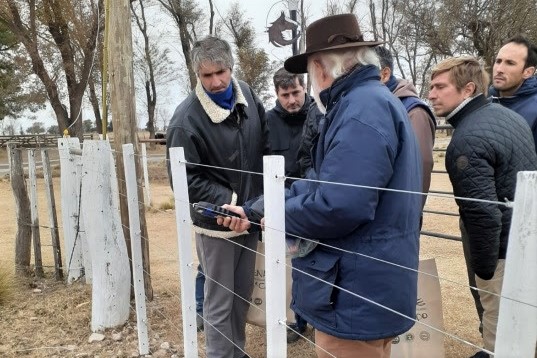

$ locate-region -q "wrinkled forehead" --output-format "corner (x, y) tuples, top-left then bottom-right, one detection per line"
(198, 61), (230, 75)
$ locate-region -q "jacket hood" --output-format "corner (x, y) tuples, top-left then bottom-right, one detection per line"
(489, 76), (537, 99)
(273, 94), (312, 120)
(393, 78), (419, 99)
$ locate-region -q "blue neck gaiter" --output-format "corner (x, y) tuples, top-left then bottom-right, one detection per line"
(206, 83), (235, 110)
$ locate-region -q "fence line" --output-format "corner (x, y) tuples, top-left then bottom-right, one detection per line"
(105, 157), (536, 310)
(18, 137), (533, 357)
(85, 145), (537, 308)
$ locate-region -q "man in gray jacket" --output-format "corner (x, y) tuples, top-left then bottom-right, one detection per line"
(166, 36), (270, 358)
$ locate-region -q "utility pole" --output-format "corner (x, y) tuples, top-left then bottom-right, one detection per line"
(108, 0), (153, 299)
(289, 0), (299, 56)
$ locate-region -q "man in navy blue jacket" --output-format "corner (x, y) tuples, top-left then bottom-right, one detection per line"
(219, 14), (422, 358)
(490, 35), (537, 150)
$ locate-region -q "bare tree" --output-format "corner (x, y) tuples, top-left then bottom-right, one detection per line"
(157, 0), (204, 90)
(208, 0), (215, 35)
(131, 0), (160, 142)
(0, 0), (103, 138)
(322, 0), (359, 16)
(225, 2), (274, 105)
(432, 0), (537, 69)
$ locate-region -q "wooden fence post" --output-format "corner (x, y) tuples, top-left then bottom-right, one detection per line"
(81, 140), (130, 331)
(27, 149), (44, 277)
(58, 138), (88, 283)
(170, 147), (198, 358)
(141, 143), (151, 206)
(122, 144), (149, 355)
(495, 171), (537, 357)
(263, 155), (287, 357)
(7, 143), (32, 276)
(41, 149), (63, 280)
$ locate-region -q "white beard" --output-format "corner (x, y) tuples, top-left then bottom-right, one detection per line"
(310, 73), (327, 114)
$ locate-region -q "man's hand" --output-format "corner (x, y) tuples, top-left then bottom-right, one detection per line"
(217, 205), (251, 232)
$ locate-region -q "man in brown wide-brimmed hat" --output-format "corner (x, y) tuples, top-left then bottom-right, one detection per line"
(218, 13), (422, 357)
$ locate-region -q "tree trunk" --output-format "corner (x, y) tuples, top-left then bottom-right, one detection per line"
(108, 0), (153, 300)
(89, 80), (103, 134)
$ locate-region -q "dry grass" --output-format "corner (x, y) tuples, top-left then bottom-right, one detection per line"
(0, 265), (15, 306)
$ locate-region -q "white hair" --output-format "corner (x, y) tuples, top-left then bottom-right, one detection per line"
(308, 46), (380, 81)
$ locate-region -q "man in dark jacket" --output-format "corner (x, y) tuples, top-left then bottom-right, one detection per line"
(220, 14), (422, 358)
(266, 67), (311, 188)
(428, 56), (537, 358)
(375, 46), (436, 209)
(166, 36), (270, 358)
(489, 35), (537, 150)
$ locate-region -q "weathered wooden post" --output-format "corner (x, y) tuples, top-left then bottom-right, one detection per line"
(122, 143), (149, 355)
(81, 140), (130, 331)
(141, 143), (151, 206)
(58, 138), (88, 283)
(27, 149), (44, 277)
(108, 0), (153, 299)
(41, 149), (63, 280)
(7, 144), (32, 276)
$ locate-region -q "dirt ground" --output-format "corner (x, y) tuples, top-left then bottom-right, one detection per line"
(0, 139), (485, 357)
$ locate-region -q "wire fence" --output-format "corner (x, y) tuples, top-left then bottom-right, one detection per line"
(5, 135), (535, 358)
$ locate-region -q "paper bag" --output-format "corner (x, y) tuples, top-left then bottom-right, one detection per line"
(246, 241), (295, 326)
(391, 258), (446, 358)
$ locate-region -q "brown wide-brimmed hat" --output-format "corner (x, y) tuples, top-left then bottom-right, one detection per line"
(284, 13), (383, 74)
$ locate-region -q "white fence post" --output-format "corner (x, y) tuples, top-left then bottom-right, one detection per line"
(263, 155), (287, 357)
(141, 143), (151, 206)
(27, 149), (44, 277)
(495, 171), (537, 357)
(122, 144), (149, 355)
(58, 138), (88, 283)
(81, 140), (130, 332)
(169, 147), (198, 358)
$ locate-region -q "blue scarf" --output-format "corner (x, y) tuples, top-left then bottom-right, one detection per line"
(386, 74), (398, 92)
(205, 83), (235, 110)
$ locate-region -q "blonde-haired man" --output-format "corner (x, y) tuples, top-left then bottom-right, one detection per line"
(429, 57), (537, 358)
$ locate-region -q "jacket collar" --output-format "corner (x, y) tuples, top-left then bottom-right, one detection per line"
(446, 94), (489, 128)
(195, 77), (248, 123)
(319, 64), (380, 112)
(489, 76), (537, 100)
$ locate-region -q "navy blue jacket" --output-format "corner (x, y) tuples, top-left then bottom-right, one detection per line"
(285, 65), (422, 340)
(490, 76), (537, 150)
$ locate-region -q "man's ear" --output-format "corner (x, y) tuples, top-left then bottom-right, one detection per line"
(380, 67), (391, 83)
(523, 66), (536, 79)
(463, 82), (476, 97)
